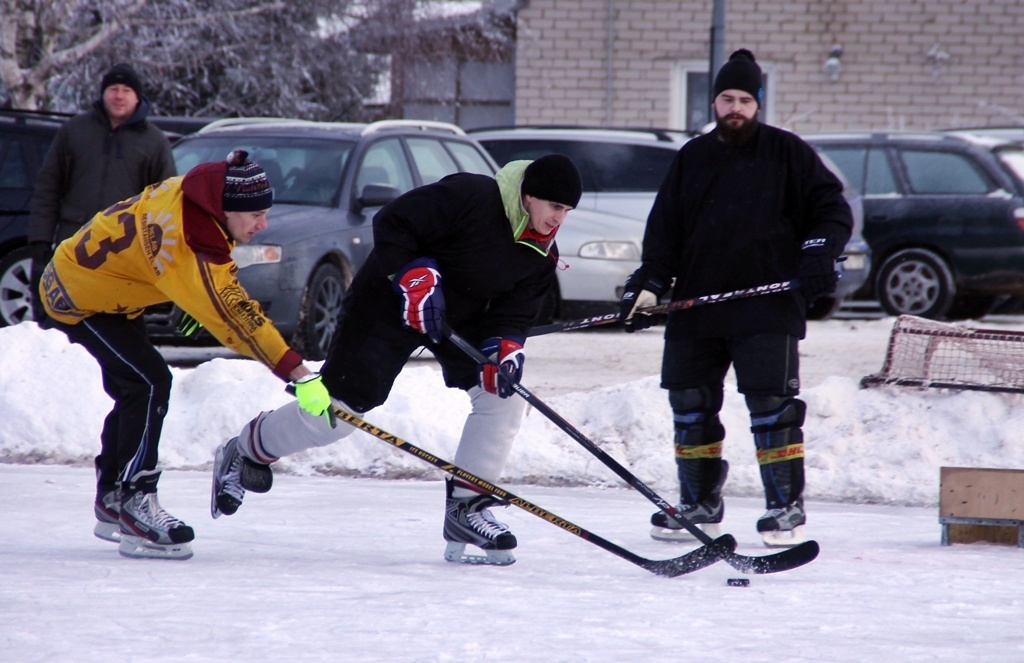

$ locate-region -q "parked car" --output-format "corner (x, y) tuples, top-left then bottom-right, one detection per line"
(804, 131), (1024, 320)
(166, 118), (498, 359)
(468, 126), (690, 222)
(0, 109), (215, 329)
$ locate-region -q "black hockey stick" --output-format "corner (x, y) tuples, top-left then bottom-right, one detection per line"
(528, 279), (799, 337)
(287, 388), (737, 577)
(446, 327), (819, 575)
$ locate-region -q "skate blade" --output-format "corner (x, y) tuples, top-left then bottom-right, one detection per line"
(93, 521), (121, 543)
(443, 542), (516, 566)
(650, 522), (721, 542)
(118, 534), (194, 560)
(210, 443), (235, 520)
(761, 525), (806, 549)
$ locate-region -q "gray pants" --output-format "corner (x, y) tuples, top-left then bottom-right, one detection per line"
(239, 386), (525, 496)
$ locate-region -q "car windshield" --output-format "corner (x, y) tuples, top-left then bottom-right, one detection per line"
(995, 147), (1024, 189)
(173, 136), (355, 206)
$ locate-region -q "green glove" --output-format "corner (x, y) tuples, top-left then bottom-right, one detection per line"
(178, 312), (203, 337)
(293, 373), (335, 427)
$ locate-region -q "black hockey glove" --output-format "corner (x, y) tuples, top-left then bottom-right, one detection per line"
(619, 269), (669, 333)
(798, 237), (839, 303)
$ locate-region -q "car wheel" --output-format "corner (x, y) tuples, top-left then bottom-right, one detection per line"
(806, 296), (841, 321)
(0, 246), (35, 327)
(875, 248), (955, 319)
(293, 262), (349, 361)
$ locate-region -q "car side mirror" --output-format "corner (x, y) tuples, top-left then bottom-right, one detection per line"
(354, 183), (400, 210)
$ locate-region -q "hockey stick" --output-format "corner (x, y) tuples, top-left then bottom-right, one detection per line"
(446, 326), (819, 575)
(286, 388), (737, 577)
(528, 279), (799, 337)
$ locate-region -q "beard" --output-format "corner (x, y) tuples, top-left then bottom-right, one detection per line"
(714, 109), (759, 147)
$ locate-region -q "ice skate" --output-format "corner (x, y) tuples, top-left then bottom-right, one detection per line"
(118, 471), (194, 560)
(650, 497), (723, 542)
(211, 436), (273, 518)
(651, 459), (728, 542)
(443, 481), (517, 566)
(93, 486), (122, 543)
(757, 499), (807, 548)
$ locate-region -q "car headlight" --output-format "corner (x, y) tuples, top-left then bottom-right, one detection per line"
(578, 241), (641, 261)
(232, 244), (282, 269)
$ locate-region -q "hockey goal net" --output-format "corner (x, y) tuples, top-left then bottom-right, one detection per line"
(860, 315), (1024, 394)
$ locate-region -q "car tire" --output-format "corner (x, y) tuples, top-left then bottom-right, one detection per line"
(293, 262), (349, 361)
(875, 248), (955, 319)
(0, 246), (35, 327)
(806, 296), (842, 321)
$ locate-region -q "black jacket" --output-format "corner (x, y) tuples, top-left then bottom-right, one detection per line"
(28, 98), (176, 245)
(641, 123), (853, 340)
(331, 171), (557, 391)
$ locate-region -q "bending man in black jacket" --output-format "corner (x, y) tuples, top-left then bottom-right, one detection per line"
(620, 49), (853, 548)
(211, 155), (582, 566)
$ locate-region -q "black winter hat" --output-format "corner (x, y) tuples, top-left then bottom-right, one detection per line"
(100, 63), (144, 98)
(223, 150), (274, 212)
(521, 154), (583, 208)
(713, 49), (764, 106)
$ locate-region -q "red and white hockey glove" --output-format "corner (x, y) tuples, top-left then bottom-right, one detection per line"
(394, 257), (445, 344)
(479, 337), (525, 399)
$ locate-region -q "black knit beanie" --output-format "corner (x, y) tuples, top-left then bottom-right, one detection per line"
(713, 49), (764, 106)
(521, 154), (583, 208)
(223, 150), (274, 212)
(100, 63), (144, 98)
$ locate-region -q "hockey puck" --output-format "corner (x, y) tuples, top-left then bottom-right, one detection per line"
(726, 578), (750, 587)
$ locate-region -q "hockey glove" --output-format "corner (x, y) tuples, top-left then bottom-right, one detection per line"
(394, 257), (445, 344)
(479, 337), (526, 399)
(619, 269), (669, 333)
(293, 373), (335, 427)
(799, 237), (840, 303)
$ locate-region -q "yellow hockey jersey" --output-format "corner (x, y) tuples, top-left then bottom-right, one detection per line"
(40, 163), (302, 380)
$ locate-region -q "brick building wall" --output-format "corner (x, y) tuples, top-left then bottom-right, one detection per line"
(514, 0), (1024, 133)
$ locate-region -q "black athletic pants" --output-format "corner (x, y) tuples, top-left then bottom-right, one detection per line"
(53, 314), (172, 492)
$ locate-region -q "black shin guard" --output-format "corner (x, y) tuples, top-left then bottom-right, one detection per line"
(672, 409), (726, 505)
(751, 399), (806, 509)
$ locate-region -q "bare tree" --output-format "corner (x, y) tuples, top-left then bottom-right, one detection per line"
(0, 0), (383, 121)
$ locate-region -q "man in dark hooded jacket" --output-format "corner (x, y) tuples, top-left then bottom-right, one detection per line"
(620, 49), (853, 548)
(28, 62), (176, 321)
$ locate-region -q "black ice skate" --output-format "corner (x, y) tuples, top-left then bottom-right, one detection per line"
(118, 471), (194, 560)
(211, 436), (273, 519)
(443, 481), (517, 566)
(650, 460), (729, 542)
(649, 496), (724, 542)
(93, 486), (122, 543)
(757, 499), (807, 548)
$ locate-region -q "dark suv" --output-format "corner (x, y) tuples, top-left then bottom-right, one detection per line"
(805, 131), (1024, 319)
(168, 118), (498, 358)
(0, 109), (211, 330)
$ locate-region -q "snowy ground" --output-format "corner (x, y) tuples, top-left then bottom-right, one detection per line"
(2, 317), (1024, 662)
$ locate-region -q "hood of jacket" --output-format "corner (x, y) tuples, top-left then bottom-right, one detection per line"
(495, 159), (558, 257)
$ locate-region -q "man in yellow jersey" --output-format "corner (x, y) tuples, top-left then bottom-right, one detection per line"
(39, 150), (328, 560)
